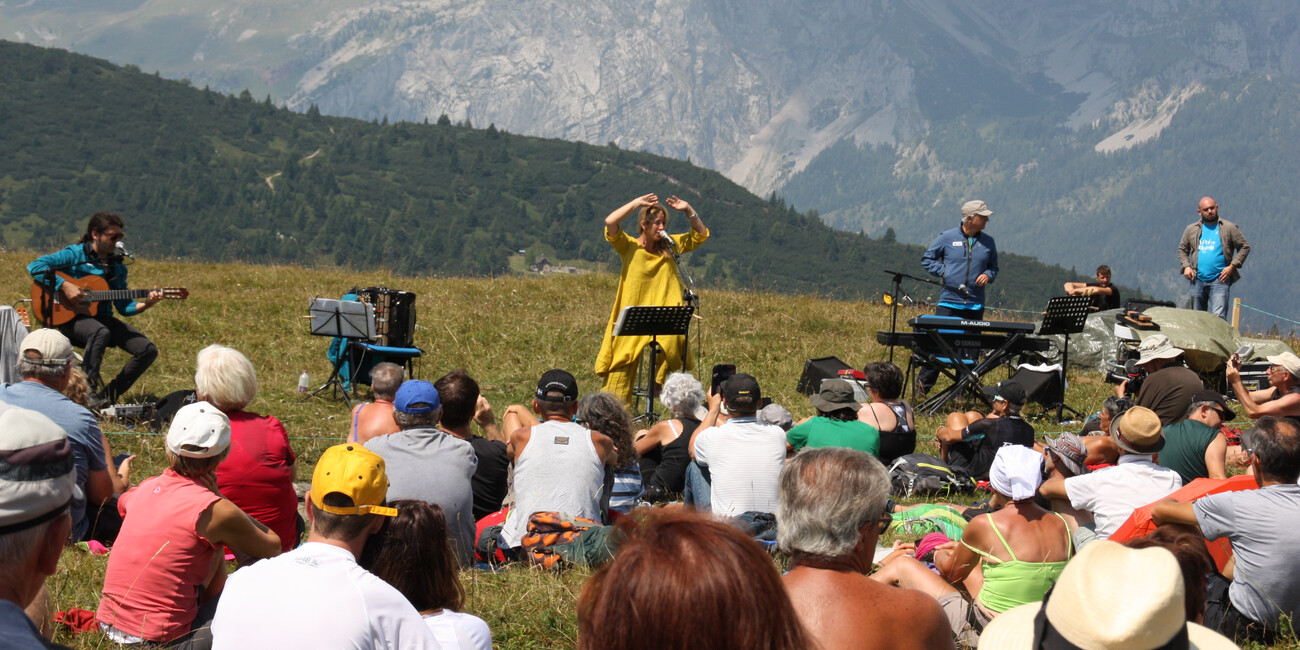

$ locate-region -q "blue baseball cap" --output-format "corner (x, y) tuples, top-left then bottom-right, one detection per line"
(393, 380), (440, 414)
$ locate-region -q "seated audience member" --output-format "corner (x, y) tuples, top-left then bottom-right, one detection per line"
(1064, 264), (1121, 311)
(786, 379), (880, 456)
(1227, 350), (1300, 420)
(1156, 389), (1231, 484)
(687, 373), (786, 517)
(199, 345), (299, 554)
(499, 370), (615, 552)
(0, 407), (78, 649)
(434, 370), (508, 521)
(350, 362), (404, 444)
(1117, 334), (1204, 426)
(577, 510), (810, 650)
(0, 329), (131, 543)
(1125, 524), (1216, 624)
(757, 403), (794, 431)
(935, 380), (1035, 480)
(876, 446), (1072, 641)
(859, 361), (916, 464)
(1042, 433), (1090, 481)
(364, 380), (476, 566)
(212, 444), (438, 648)
(633, 372), (704, 501)
(361, 500), (492, 650)
(578, 392), (642, 514)
(979, 541), (1235, 649)
(99, 402), (281, 647)
(1040, 406), (1182, 547)
(936, 446), (1071, 623)
(1080, 395), (1132, 436)
(1152, 416), (1300, 644)
(778, 448), (955, 650)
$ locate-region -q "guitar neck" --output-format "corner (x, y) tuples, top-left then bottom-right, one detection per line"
(82, 289), (155, 303)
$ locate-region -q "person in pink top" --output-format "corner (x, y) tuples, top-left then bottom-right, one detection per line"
(98, 402), (282, 648)
(197, 344), (299, 554)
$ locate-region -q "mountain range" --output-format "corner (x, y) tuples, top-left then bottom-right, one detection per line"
(3, 0), (1300, 329)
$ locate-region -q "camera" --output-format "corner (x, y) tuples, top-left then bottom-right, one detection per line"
(1105, 358), (1146, 396)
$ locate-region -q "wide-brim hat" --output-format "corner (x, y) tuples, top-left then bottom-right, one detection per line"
(979, 541), (1237, 649)
(1136, 334), (1183, 365)
(1109, 406), (1165, 455)
(809, 379), (862, 413)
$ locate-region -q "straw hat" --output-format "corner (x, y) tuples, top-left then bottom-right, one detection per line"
(980, 541), (1236, 649)
(1108, 406), (1165, 455)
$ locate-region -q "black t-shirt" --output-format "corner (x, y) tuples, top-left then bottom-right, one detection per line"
(946, 415), (1036, 480)
(468, 436), (510, 521)
(1086, 282), (1122, 311)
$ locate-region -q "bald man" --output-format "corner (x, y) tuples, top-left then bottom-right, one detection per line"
(1177, 196), (1250, 321)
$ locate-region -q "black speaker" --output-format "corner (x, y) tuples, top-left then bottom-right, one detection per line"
(985, 366), (1063, 406)
(796, 356), (854, 395)
(151, 389), (198, 432)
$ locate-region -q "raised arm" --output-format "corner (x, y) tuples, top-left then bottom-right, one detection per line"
(688, 392), (723, 460)
(605, 194), (659, 238)
(1226, 360), (1298, 419)
(665, 196), (706, 237)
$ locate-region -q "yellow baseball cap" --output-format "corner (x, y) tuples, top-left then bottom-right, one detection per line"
(310, 444), (397, 517)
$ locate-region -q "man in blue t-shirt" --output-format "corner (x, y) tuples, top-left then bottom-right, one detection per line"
(1177, 196), (1250, 321)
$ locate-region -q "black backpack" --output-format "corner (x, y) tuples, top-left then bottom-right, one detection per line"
(887, 453), (976, 497)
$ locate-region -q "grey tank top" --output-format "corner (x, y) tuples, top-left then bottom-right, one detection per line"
(500, 419), (604, 547)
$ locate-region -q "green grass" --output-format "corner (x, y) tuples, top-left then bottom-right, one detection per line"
(4, 251), (1294, 648)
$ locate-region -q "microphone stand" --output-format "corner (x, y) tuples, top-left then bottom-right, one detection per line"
(882, 269), (942, 364)
(665, 235), (702, 374)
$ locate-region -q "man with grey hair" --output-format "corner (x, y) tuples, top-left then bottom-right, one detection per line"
(362, 380), (477, 565)
(0, 329), (130, 542)
(1153, 416), (1300, 644)
(349, 362), (404, 444)
(778, 447), (955, 650)
(0, 405), (78, 649)
(916, 199), (999, 396)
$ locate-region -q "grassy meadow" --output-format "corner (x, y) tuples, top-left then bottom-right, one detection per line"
(2, 251), (1293, 648)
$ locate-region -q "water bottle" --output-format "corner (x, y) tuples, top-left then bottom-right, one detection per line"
(297, 370), (310, 394)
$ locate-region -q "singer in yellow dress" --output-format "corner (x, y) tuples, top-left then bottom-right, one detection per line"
(596, 194), (709, 405)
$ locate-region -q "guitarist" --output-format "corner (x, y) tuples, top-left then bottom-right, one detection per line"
(28, 212), (161, 405)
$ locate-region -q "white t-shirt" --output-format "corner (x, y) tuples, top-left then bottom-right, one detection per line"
(423, 610), (493, 650)
(1064, 455), (1182, 538)
(211, 542), (439, 649)
(693, 416), (787, 517)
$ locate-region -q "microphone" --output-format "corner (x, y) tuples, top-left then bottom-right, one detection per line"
(115, 242), (134, 260)
(660, 231), (678, 252)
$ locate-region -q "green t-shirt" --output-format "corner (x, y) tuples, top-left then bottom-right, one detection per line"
(1157, 418), (1220, 484)
(786, 417), (880, 457)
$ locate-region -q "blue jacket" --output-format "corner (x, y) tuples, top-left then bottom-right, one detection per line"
(28, 242), (142, 317)
(921, 225), (998, 309)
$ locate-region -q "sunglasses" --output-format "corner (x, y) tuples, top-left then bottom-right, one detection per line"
(877, 511), (892, 535)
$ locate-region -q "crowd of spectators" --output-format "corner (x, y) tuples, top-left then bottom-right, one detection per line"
(7, 335), (1300, 650)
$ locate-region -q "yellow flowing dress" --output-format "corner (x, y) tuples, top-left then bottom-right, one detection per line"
(595, 227), (709, 403)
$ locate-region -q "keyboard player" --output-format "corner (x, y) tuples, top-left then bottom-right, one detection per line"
(917, 200), (999, 396)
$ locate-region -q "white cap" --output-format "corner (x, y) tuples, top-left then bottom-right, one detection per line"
(165, 401), (231, 459)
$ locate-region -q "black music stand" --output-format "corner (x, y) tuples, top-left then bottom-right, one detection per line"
(304, 298), (375, 406)
(614, 305), (695, 423)
(1037, 295), (1092, 422)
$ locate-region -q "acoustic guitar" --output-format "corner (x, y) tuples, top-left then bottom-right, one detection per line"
(31, 272), (188, 326)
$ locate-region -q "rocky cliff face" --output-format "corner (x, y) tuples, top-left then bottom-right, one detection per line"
(5, 0), (1300, 195)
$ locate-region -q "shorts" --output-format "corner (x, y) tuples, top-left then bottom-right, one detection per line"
(936, 591), (990, 647)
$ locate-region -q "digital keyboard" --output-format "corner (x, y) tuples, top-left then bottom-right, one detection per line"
(908, 315), (1037, 334)
(876, 331), (1050, 354)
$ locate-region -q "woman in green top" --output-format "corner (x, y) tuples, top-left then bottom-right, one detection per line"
(934, 445), (1073, 627)
(785, 379), (880, 457)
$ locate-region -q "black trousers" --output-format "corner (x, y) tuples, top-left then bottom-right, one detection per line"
(59, 313), (157, 401)
(917, 305), (984, 391)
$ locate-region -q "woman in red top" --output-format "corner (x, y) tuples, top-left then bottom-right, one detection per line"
(200, 344), (300, 553)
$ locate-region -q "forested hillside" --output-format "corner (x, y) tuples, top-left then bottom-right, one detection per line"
(0, 40), (1094, 309)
